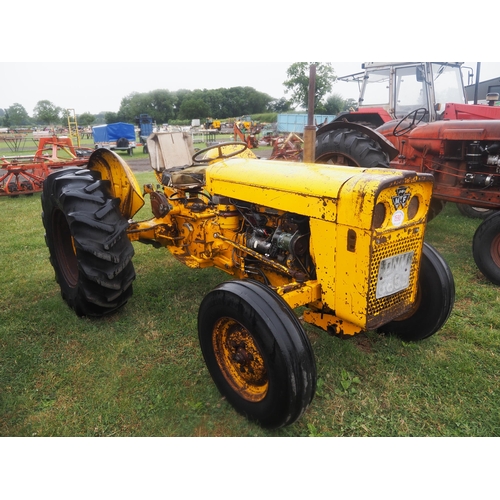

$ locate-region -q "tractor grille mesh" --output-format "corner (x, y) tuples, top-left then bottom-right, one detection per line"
(367, 233), (423, 326)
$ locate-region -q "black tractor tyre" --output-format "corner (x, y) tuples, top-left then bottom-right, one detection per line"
(315, 127), (390, 168)
(41, 167), (135, 317)
(472, 212), (500, 286)
(198, 279), (316, 428)
(378, 243), (455, 341)
(456, 203), (497, 220)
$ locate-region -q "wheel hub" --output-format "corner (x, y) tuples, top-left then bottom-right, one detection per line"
(213, 317), (268, 402)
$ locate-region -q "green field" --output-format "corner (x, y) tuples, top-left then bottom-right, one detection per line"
(0, 167), (499, 436)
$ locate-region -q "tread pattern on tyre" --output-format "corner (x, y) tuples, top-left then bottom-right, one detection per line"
(41, 167), (135, 317)
(315, 128), (390, 168)
(198, 279), (316, 428)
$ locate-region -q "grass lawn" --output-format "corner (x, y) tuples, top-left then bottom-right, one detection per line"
(0, 166), (499, 437)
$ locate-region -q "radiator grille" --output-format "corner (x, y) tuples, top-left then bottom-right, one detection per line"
(367, 232), (423, 327)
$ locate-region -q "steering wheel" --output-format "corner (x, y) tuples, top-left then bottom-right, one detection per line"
(393, 108), (428, 137)
(192, 142), (248, 164)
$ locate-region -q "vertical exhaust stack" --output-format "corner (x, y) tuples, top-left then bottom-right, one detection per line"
(303, 64), (317, 163)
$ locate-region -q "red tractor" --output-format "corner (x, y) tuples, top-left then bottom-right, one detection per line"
(316, 62), (500, 285)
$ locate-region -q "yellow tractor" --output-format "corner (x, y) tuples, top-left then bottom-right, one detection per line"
(41, 132), (454, 428)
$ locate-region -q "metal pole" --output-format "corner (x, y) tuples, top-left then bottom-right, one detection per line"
(473, 62), (481, 104)
(303, 64), (317, 163)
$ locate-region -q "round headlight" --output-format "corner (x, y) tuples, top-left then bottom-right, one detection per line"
(407, 196), (419, 220)
(373, 202), (386, 229)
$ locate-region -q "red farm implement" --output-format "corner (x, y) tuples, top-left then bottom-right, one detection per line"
(0, 136), (91, 197)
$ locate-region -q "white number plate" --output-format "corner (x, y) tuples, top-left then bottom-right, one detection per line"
(376, 251), (414, 299)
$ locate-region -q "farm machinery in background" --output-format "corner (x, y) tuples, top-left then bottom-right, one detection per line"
(92, 122), (137, 156)
(269, 133), (304, 161)
(135, 114), (154, 154)
(0, 135), (91, 197)
(314, 62), (500, 286)
(233, 115), (262, 148)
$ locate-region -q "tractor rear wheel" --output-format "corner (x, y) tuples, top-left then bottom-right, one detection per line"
(472, 212), (500, 285)
(377, 243), (455, 341)
(315, 128), (390, 168)
(41, 167), (135, 317)
(198, 280), (316, 428)
(456, 203), (497, 220)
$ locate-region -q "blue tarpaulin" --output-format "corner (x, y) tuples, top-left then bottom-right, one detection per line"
(92, 122), (136, 143)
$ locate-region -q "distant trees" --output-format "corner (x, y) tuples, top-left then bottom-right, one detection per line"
(5, 103), (30, 127)
(178, 98), (210, 120)
(113, 86), (274, 124)
(77, 112), (96, 127)
(283, 63), (336, 111)
(267, 97), (292, 113)
(0, 74), (358, 130)
(33, 100), (61, 126)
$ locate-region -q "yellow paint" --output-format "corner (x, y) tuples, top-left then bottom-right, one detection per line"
(121, 151), (435, 336)
(87, 148), (145, 219)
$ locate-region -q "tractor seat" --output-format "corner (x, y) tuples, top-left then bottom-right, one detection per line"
(160, 165), (207, 189)
(146, 131), (208, 188)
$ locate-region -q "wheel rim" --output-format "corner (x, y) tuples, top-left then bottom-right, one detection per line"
(491, 233), (500, 267)
(212, 316), (268, 402)
(52, 209), (78, 288)
(316, 151), (358, 166)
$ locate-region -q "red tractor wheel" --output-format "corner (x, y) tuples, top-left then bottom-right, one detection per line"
(456, 203), (498, 220)
(473, 212), (500, 285)
(315, 127), (390, 168)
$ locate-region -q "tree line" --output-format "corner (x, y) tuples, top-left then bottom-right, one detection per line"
(0, 63), (357, 129)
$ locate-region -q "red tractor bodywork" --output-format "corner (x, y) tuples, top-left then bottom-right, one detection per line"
(329, 62), (500, 210)
(376, 118), (500, 209)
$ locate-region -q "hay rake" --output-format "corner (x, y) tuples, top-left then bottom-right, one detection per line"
(0, 136), (91, 197)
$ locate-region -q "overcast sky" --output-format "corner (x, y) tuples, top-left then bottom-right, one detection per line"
(1, 61), (499, 116)
(2, 1), (498, 117)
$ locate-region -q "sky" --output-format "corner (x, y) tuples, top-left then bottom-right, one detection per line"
(2, 1), (498, 117)
(1, 61), (499, 116)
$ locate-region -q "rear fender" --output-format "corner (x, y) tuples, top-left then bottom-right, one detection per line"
(87, 148), (145, 219)
(316, 120), (399, 161)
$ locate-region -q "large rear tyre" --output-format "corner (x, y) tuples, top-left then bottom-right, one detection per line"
(41, 167), (135, 317)
(472, 212), (500, 285)
(378, 243), (455, 341)
(198, 280), (316, 428)
(315, 128), (390, 168)
(456, 203), (497, 220)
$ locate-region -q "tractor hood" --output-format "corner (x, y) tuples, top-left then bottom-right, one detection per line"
(206, 157), (433, 226)
(406, 119), (500, 154)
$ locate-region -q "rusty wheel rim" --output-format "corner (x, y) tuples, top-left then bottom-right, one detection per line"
(212, 317), (268, 402)
(316, 152), (357, 166)
(491, 233), (500, 268)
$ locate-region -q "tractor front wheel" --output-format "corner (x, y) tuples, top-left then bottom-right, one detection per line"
(378, 243), (455, 341)
(198, 280), (316, 428)
(41, 167), (135, 317)
(472, 212), (500, 285)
